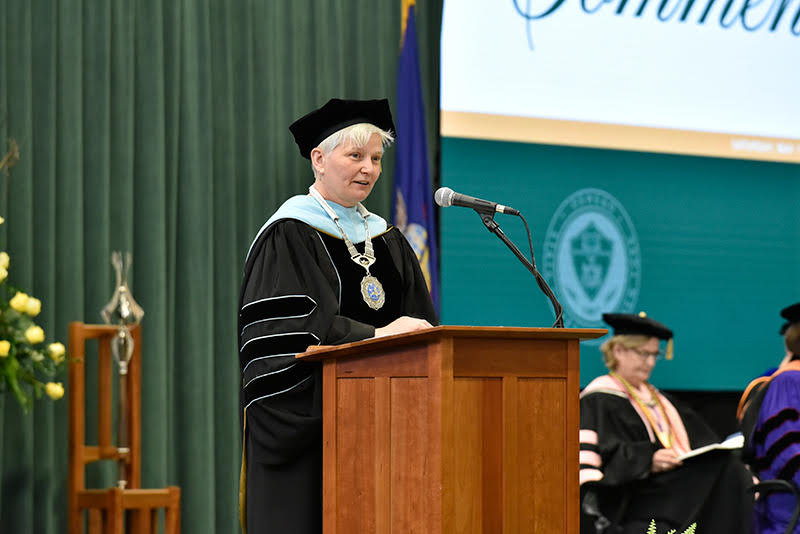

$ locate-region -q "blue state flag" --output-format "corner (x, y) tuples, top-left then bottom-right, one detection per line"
(393, 4), (440, 312)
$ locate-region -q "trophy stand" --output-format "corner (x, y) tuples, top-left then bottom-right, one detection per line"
(101, 251), (144, 489)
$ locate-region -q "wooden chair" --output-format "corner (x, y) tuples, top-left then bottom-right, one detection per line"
(68, 322), (181, 534)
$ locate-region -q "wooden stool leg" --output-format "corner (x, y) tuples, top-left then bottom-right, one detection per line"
(164, 504), (179, 532)
(129, 507), (141, 534)
(128, 508), (153, 534)
(88, 509), (103, 534)
(69, 505), (82, 534)
(108, 488), (124, 534)
(164, 487), (181, 534)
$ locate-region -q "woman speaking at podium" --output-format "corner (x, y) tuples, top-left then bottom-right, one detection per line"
(237, 98), (436, 534)
(579, 312), (753, 534)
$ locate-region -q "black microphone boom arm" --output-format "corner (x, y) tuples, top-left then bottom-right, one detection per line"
(475, 211), (564, 328)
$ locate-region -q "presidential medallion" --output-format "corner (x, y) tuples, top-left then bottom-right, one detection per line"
(360, 275), (385, 310)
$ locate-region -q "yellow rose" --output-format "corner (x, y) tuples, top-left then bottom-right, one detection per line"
(45, 382), (64, 400)
(0, 340), (10, 357)
(25, 325), (45, 344)
(25, 297), (42, 317)
(10, 291), (29, 312)
(0, 251), (8, 269)
(0, 266), (6, 283)
(0, 215), (4, 224)
(48, 342), (66, 363)
(31, 351), (45, 362)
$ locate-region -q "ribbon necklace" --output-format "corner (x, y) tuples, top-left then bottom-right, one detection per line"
(610, 371), (675, 449)
(309, 185), (385, 310)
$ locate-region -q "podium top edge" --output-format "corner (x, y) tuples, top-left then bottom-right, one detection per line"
(296, 325), (608, 360)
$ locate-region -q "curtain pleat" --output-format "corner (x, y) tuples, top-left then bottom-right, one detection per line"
(0, 1), (442, 532)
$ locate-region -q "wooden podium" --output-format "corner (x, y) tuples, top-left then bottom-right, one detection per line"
(298, 325), (606, 534)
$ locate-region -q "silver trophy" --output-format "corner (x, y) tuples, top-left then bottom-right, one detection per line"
(101, 251), (144, 489)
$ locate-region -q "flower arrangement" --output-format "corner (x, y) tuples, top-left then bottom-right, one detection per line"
(0, 141), (66, 411)
(646, 519), (697, 534)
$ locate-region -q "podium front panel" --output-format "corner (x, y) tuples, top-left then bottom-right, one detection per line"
(320, 329), (583, 534)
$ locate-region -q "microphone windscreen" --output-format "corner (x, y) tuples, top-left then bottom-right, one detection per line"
(434, 187), (454, 207)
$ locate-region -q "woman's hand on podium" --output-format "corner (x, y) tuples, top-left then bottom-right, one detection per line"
(374, 316), (433, 338)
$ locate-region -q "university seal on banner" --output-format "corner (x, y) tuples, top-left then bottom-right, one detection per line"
(541, 188), (641, 331)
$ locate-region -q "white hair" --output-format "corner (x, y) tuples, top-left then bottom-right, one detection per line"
(311, 123), (394, 176)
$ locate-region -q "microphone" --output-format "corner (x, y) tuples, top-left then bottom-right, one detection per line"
(434, 187), (520, 216)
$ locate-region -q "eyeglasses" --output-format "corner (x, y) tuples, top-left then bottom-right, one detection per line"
(629, 347), (664, 361)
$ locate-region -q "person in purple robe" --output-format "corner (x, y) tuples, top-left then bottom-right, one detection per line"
(739, 302), (800, 534)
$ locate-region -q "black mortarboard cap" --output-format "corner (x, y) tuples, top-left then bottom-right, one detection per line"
(779, 302), (800, 335)
(603, 311), (675, 359)
(289, 98), (395, 159)
(602, 312), (673, 340)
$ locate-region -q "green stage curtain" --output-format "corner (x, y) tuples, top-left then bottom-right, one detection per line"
(0, 1), (442, 532)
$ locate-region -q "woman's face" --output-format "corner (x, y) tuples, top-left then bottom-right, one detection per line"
(613, 337), (660, 388)
(312, 133), (384, 207)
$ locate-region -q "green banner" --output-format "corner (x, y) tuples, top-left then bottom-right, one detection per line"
(440, 137), (800, 390)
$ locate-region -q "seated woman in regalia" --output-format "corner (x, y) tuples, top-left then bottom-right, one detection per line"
(580, 312), (753, 534)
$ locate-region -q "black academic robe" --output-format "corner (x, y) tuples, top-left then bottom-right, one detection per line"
(238, 218), (437, 534)
(580, 389), (753, 534)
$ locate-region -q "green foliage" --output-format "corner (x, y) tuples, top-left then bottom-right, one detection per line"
(647, 519), (698, 534)
(0, 220), (66, 411)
